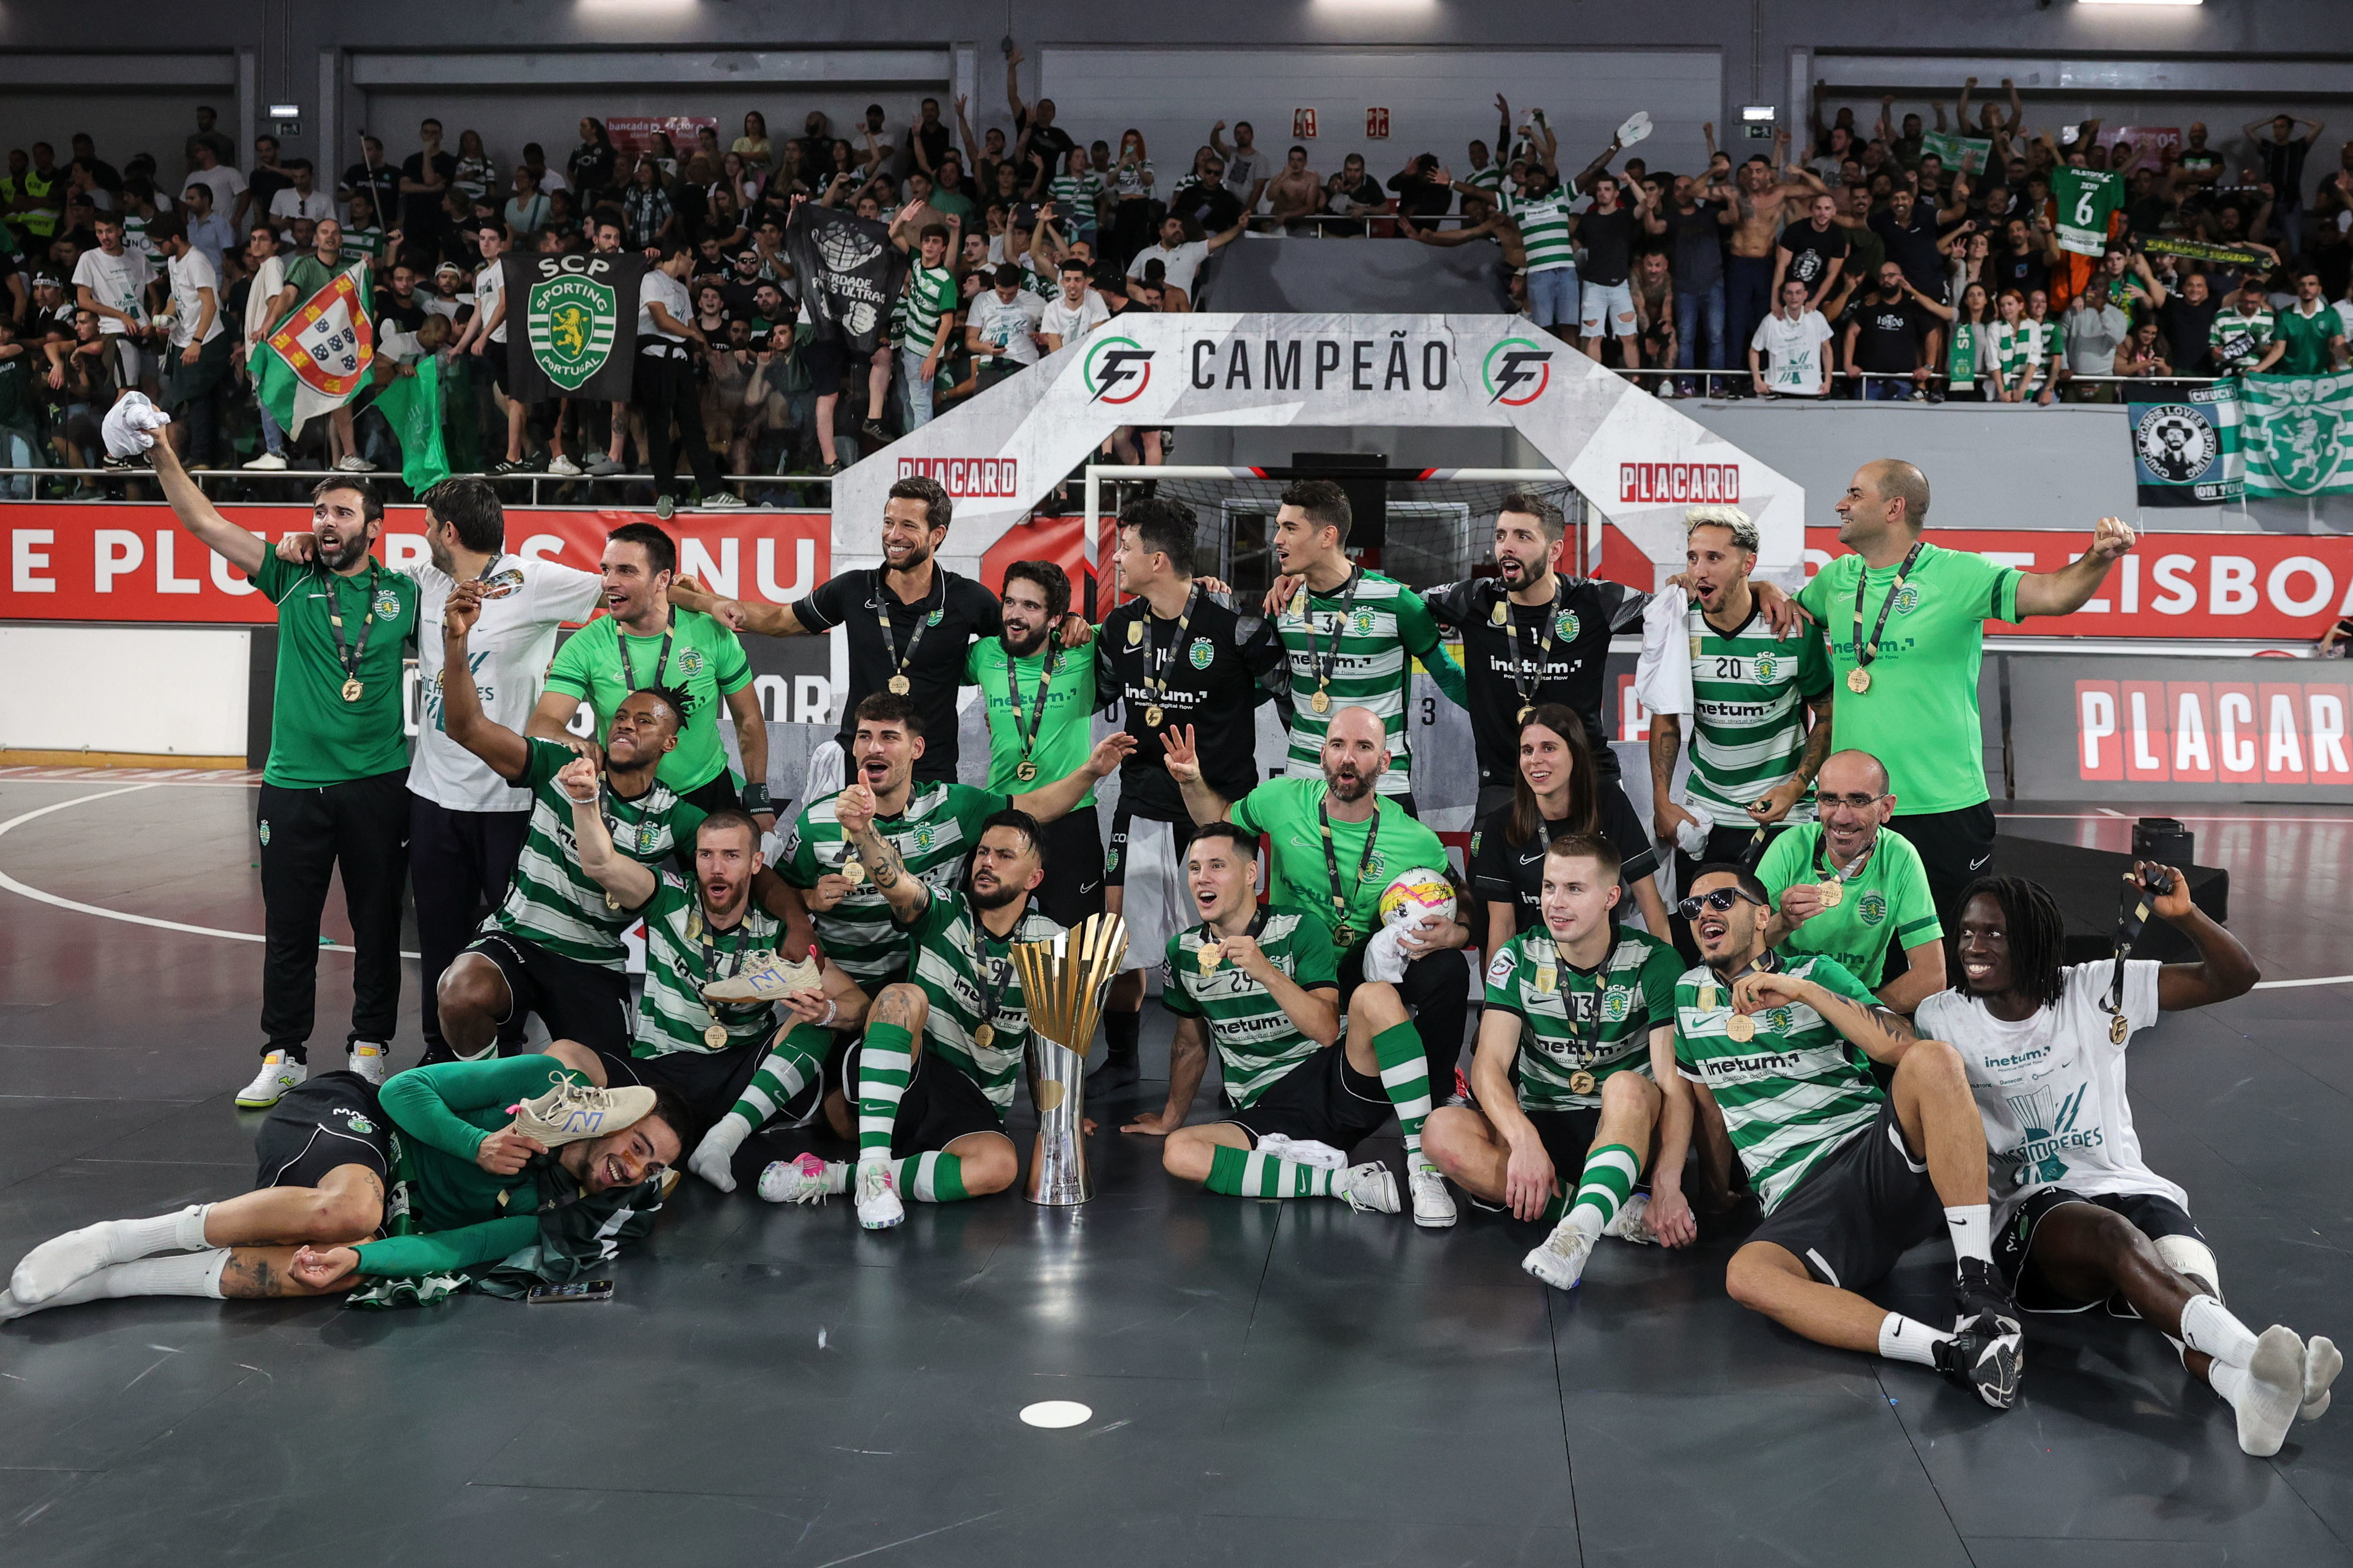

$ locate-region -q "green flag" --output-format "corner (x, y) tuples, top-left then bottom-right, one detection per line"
(371, 353), (452, 493)
(2051, 168), (2124, 256)
(1921, 129), (1991, 176)
(2241, 371), (2353, 499)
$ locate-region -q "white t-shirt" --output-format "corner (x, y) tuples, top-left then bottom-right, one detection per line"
(72, 246), (154, 336)
(1223, 148), (1270, 203)
(637, 268), (691, 343)
(969, 288), (1045, 365)
(244, 252), (288, 342)
(1126, 238), (1210, 296)
(1039, 290), (1109, 346)
(1751, 309), (1834, 395)
(1915, 960), (2180, 1225)
(409, 555), (608, 813)
(164, 248), (224, 346)
(269, 188), (336, 225)
(185, 165), (246, 216)
(475, 263), (507, 343)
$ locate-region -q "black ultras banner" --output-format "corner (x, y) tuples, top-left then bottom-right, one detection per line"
(787, 203), (905, 356)
(503, 251), (646, 403)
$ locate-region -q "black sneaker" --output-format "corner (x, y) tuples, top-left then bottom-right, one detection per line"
(487, 458), (525, 476)
(1938, 1258), (2024, 1409)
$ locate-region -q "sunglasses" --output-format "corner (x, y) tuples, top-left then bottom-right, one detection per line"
(1677, 888), (1760, 921)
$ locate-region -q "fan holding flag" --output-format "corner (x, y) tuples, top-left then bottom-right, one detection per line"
(252, 217), (376, 472)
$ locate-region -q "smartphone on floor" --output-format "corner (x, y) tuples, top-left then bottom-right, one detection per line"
(526, 1280), (614, 1305)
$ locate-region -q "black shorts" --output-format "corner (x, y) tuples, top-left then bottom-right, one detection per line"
(486, 347), (512, 398)
(464, 930), (636, 1055)
(845, 1039), (1006, 1155)
(804, 336), (848, 396)
(1523, 1107), (1605, 1187)
(1222, 1046), (1394, 1154)
(252, 1071), (397, 1196)
(596, 1042), (768, 1126)
(680, 772), (746, 819)
(1997, 1187), (2207, 1313)
(1034, 805), (1106, 928)
(1747, 1100), (1942, 1292)
(1885, 802), (1997, 931)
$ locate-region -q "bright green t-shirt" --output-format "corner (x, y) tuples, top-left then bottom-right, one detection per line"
(2272, 303), (2344, 375)
(1795, 542), (2021, 814)
(252, 552), (420, 788)
(1229, 778), (1451, 946)
(1756, 822), (1942, 987)
(545, 609), (754, 794)
(964, 638), (1096, 806)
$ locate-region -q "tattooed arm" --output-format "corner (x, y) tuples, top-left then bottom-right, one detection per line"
(832, 785), (929, 919)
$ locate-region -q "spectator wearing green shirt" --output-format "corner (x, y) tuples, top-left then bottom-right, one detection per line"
(2208, 276), (2277, 373)
(1757, 750), (1947, 1010)
(150, 438), (418, 1108)
(1798, 460), (2135, 930)
(526, 522), (773, 829)
(2270, 266), (2348, 374)
(964, 560), (1102, 926)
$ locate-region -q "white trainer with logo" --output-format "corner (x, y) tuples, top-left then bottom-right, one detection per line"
(348, 1042), (392, 1087)
(1334, 1162), (1401, 1215)
(856, 1161), (905, 1229)
(1522, 1217), (1597, 1290)
(506, 1075), (656, 1148)
(1409, 1162), (1457, 1228)
(236, 1051), (306, 1109)
(703, 950), (824, 1006)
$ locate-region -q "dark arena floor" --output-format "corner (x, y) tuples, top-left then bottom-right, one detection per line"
(2, 770), (2350, 1567)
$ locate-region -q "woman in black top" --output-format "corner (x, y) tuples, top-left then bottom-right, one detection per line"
(1472, 704), (1669, 954)
(568, 118), (616, 205)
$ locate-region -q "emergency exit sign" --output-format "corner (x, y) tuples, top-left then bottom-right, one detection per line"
(1294, 108), (1318, 138)
(1367, 107), (1389, 139)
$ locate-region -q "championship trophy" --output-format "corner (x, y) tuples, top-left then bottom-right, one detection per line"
(1009, 912), (1128, 1206)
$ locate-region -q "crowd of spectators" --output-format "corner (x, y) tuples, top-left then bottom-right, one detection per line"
(3, 75), (2351, 497)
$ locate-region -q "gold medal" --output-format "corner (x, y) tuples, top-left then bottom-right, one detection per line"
(1310, 689), (1332, 714)
(1127, 619), (1144, 645)
(1846, 666), (1872, 695)
(838, 859), (866, 886)
(341, 677), (364, 702)
(1517, 705), (1534, 723)
(704, 1022), (729, 1048)
(1332, 923), (1355, 948)
(1144, 705), (1164, 728)
(2108, 1013), (2129, 1045)
(1197, 941), (1222, 973)
(1534, 965), (1558, 993)
(1817, 879), (1844, 909)
(1015, 760), (1039, 782)
(1725, 1011), (1757, 1042)
(974, 1022), (995, 1051)
(1568, 1070), (1597, 1096)
(888, 674), (912, 695)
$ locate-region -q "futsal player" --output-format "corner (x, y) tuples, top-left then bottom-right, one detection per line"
(1423, 833), (1693, 1288)
(4, 1060), (684, 1316)
(1756, 749), (1945, 1011)
(1163, 707), (1464, 1226)
(1678, 864), (2025, 1411)
(966, 559), (1105, 926)
(1093, 497), (1286, 1086)
(1918, 869), (2341, 1456)
(1800, 460), (2135, 924)
(526, 521), (774, 828)
(149, 433), (419, 1108)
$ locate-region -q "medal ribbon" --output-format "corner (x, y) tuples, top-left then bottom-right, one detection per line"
(1850, 538), (1926, 676)
(1141, 583), (1199, 714)
(1004, 643), (1058, 766)
(319, 561), (384, 687)
(1316, 795), (1381, 938)
(874, 568), (945, 689)
(969, 912), (1012, 1040)
(2102, 870), (2160, 1023)
(616, 608), (674, 696)
(1811, 834), (1875, 885)
(1504, 581), (1562, 713)
(1302, 568), (1363, 698)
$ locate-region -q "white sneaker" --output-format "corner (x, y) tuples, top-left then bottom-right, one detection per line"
(1332, 1161), (1400, 1215)
(1522, 1217), (1598, 1291)
(1409, 1161), (1457, 1228)
(855, 1160), (904, 1229)
(242, 452), (288, 471)
(759, 1152), (836, 1205)
(507, 1075), (656, 1148)
(702, 949), (821, 1005)
(236, 1051), (305, 1109)
(333, 455), (376, 472)
(1604, 1191), (1658, 1245)
(347, 1041), (391, 1086)
(545, 455), (583, 477)
(581, 452), (622, 476)
(699, 492), (748, 509)
(2304, 1335), (2342, 1422)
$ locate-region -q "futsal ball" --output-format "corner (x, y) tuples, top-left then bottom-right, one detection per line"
(1377, 868), (1456, 928)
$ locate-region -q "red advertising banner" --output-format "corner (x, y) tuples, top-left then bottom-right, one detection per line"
(5, 506), (829, 625)
(604, 116), (719, 156)
(1804, 528), (2353, 640)
(2071, 675), (2353, 786)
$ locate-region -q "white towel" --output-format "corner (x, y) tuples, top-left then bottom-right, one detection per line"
(1256, 1135), (1347, 1170)
(101, 392), (171, 459)
(1634, 585), (1694, 718)
(1360, 920), (1412, 984)
(1675, 804), (1715, 857)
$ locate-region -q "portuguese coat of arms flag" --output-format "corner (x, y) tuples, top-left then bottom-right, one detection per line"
(501, 251), (645, 402)
(249, 261), (376, 435)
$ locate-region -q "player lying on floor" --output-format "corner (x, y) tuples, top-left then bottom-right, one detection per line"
(1422, 832), (1697, 1289)
(1119, 821), (1437, 1216)
(4, 1060), (684, 1317)
(1918, 868), (2340, 1456)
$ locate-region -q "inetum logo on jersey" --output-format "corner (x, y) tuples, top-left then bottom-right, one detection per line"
(2075, 677), (2353, 785)
(1618, 463), (1742, 505)
(896, 457), (1019, 498)
(1083, 336), (1154, 404)
(1482, 338), (1552, 405)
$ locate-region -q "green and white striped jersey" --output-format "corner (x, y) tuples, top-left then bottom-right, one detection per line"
(1274, 570), (1461, 797)
(901, 889), (1065, 1112)
(1992, 319), (2065, 388)
(1162, 904), (1341, 1107)
(2209, 304), (2274, 371)
(1482, 925), (1680, 1112)
(1467, 161), (1508, 195)
(1682, 602), (1832, 822)
(1672, 954), (1884, 1213)
(782, 782), (1009, 989)
(485, 739), (706, 970)
(899, 263), (957, 354)
(1049, 168), (1106, 214)
(633, 872), (783, 1056)
(1501, 185), (1578, 273)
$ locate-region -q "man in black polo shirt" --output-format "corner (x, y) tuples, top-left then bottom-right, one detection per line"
(1994, 215), (2057, 301)
(1844, 262), (1943, 401)
(1093, 495), (1286, 1086)
(1870, 185), (1951, 302)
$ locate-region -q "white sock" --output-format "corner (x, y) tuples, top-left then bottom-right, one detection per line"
(4, 1249), (230, 1316)
(2211, 1359), (2253, 1406)
(1879, 1312), (1954, 1368)
(1944, 1204), (1992, 1268)
(2181, 1293), (2259, 1369)
(98, 1204), (212, 1264)
(687, 1122), (748, 1193)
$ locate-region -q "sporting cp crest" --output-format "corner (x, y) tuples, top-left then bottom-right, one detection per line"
(527, 275), (619, 392)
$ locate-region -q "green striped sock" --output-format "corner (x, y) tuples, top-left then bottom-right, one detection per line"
(1369, 1021), (1433, 1163)
(1567, 1143), (1641, 1237)
(894, 1152), (968, 1202)
(1205, 1142), (1335, 1198)
(716, 1023), (833, 1145)
(856, 1022), (915, 1165)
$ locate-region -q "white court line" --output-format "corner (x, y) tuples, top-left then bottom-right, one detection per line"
(0, 784), (418, 959)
